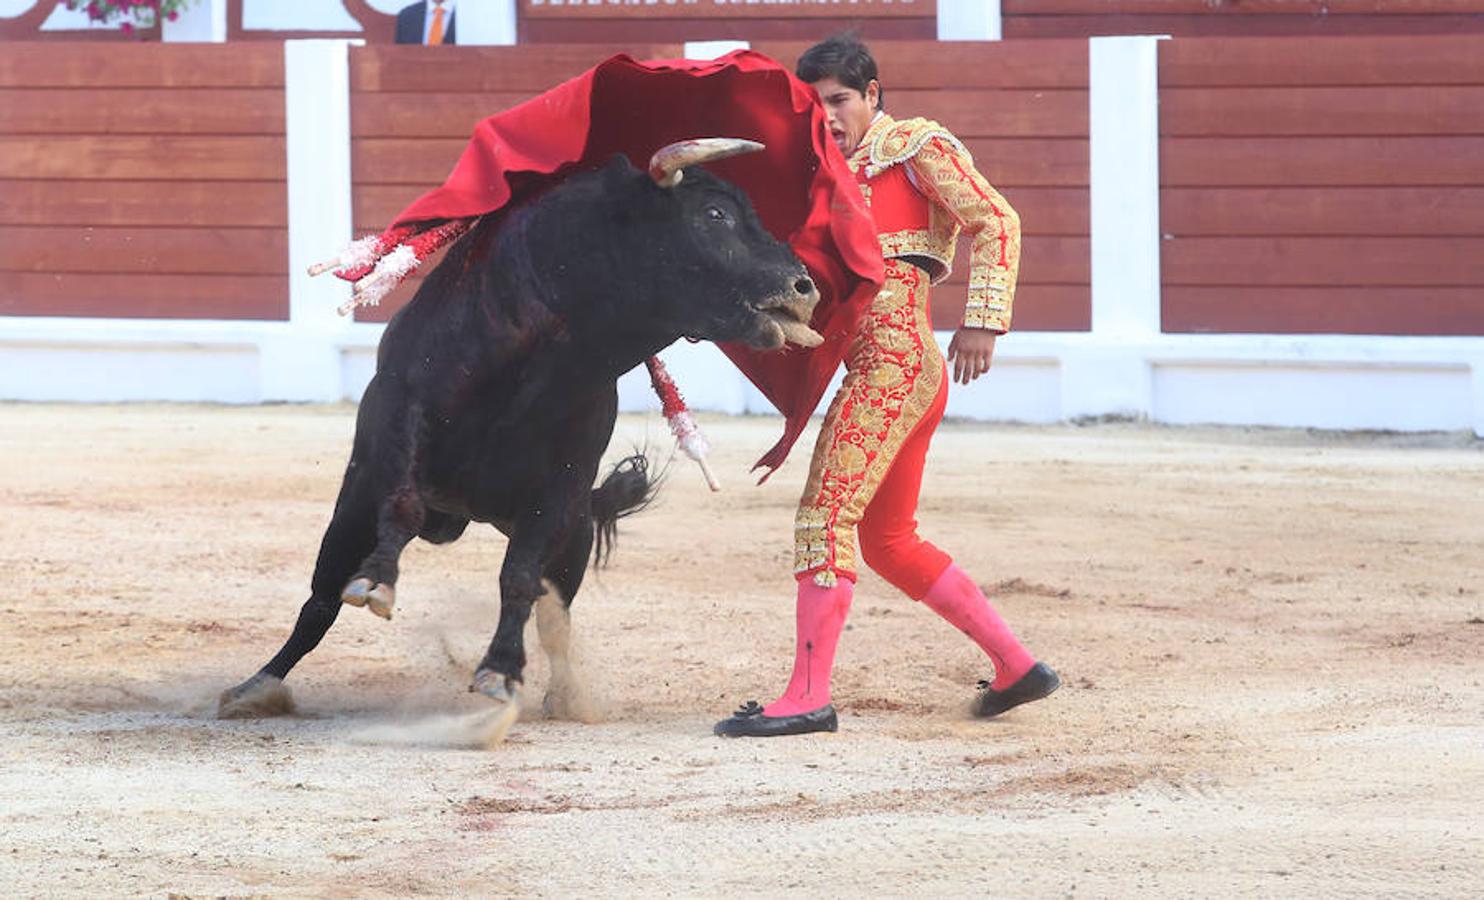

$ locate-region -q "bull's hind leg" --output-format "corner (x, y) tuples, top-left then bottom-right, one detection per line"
(536, 520), (597, 722)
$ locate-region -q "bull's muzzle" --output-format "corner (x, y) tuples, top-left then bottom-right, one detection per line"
(752, 274), (823, 349)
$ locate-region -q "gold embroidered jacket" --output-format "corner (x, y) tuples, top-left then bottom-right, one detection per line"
(847, 113), (1022, 333)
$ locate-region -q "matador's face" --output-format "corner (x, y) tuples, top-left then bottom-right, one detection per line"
(810, 76), (880, 158)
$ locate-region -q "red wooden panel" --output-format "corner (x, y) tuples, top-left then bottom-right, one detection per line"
(0, 273), (288, 320)
(350, 44), (683, 93)
(1159, 34), (1484, 86)
(351, 92), (536, 139)
(0, 226), (287, 276)
(1160, 136), (1484, 186)
(520, 18), (934, 43)
(0, 136), (286, 181)
(751, 40), (1089, 90)
(1160, 86), (1484, 137)
(0, 180), (287, 228)
(1161, 187), (1484, 236)
(0, 88), (284, 136)
(889, 89), (1089, 138)
(1163, 236), (1484, 286)
(524, 0), (932, 18)
(1005, 0), (1484, 13)
(1006, 14), (1484, 38)
(1162, 286), (1484, 335)
(0, 44), (284, 88)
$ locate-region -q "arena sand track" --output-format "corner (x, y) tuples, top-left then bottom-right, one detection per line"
(1, 403), (1481, 896)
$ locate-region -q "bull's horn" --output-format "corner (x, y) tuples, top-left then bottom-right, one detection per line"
(648, 138), (765, 188)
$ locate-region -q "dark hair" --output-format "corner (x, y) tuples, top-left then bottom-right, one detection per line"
(796, 32), (883, 111)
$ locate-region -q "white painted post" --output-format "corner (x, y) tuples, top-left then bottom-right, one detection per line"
(1063, 35), (1166, 421)
(938, 0), (1000, 41)
(161, 0), (225, 42)
(1470, 360), (1484, 438)
(683, 40), (750, 59)
(270, 39), (358, 402)
(457, 0), (517, 45)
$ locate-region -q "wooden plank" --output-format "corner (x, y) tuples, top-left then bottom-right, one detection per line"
(0, 273), (288, 320)
(351, 92), (537, 139)
(1162, 236), (1484, 286)
(523, 0), (934, 18)
(1160, 86), (1484, 136)
(1161, 187), (1484, 236)
(1160, 136), (1484, 186)
(1005, 14), (1484, 38)
(350, 44), (684, 93)
(0, 226), (286, 276)
(1159, 34), (1484, 86)
(752, 39), (1089, 89)
(1162, 286), (1484, 335)
(352, 137), (1088, 188)
(0, 180), (288, 228)
(1005, 1), (1484, 14)
(0, 44), (284, 89)
(932, 283), (1090, 332)
(520, 17), (935, 43)
(0, 136), (285, 181)
(887, 89), (1088, 138)
(0, 88), (285, 136)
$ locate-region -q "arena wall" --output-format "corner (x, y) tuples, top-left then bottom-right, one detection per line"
(0, 36), (1481, 435)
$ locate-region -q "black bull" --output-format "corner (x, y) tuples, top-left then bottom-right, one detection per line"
(218, 144), (820, 721)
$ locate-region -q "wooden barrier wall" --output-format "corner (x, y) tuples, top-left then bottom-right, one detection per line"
(1158, 34), (1484, 336)
(0, 44), (288, 320)
(1004, 0), (1484, 38)
(518, 0), (936, 44)
(349, 40), (1093, 332)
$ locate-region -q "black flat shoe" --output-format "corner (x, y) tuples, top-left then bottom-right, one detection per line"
(713, 700), (839, 737)
(973, 662), (1061, 719)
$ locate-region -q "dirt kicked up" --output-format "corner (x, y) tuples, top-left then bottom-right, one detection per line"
(1, 403), (1480, 896)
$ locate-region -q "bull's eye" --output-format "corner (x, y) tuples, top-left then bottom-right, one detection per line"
(705, 205), (733, 225)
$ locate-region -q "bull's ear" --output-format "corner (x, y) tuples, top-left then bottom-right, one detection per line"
(602, 153), (637, 178)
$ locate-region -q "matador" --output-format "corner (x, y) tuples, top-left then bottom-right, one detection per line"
(716, 34), (1061, 738)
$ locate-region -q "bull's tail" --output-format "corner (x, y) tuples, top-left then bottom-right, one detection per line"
(590, 454), (660, 567)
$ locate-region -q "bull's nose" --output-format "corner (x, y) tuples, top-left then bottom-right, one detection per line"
(793, 276), (816, 297)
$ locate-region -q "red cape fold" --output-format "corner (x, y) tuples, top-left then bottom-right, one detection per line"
(385, 50), (884, 473)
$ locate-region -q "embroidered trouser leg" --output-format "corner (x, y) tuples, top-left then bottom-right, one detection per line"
(794, 261), (947, 587)
(857, 380), (953, 598)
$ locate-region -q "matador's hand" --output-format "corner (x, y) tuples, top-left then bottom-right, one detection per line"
(947, 327), (997, 385)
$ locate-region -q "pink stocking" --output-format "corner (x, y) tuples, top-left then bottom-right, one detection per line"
(763, 578), (853, 717)
(921, 564), (1035, 689)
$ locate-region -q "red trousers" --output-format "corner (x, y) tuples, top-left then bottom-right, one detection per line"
(794, 261), (954, 598)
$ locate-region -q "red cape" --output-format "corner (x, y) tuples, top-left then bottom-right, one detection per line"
(387, 50), (884, 473)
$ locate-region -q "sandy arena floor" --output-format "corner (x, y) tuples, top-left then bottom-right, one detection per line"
(1, 402), (1481, 896)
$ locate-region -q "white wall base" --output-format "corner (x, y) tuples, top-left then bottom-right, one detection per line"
(5, 319), (1479, 437)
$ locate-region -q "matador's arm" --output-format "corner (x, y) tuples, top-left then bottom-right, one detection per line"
(908, 135), (1022, 333)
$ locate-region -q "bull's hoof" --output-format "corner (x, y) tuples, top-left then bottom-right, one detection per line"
(217, 673), (295, 719)
(470, 668), (520, 703)
(341, 577), (395, 620)
(469, 668), (522, 746)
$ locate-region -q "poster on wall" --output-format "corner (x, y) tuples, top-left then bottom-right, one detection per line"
(523, 0), (935, 18)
